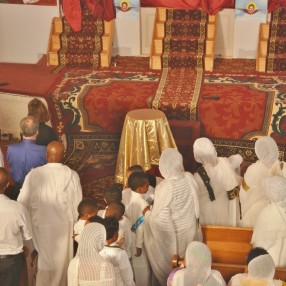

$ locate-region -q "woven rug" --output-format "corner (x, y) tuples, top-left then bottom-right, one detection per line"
(47, 69), (161, 134)
(200, 73), (286, 144)
(267, 8), (286, 72)
(211, 138), (286, 175)
(56, 5), (103, 71)
(152, 9), (207, 120)
(64, 132), (120, 208)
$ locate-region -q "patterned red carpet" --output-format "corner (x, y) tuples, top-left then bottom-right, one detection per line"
(56, 5), (103, 71)
(47, 69), (161, 135)
(64, 132), (120, 208)
(200, 73), (286, 144)
(152, 9), (207, 120)
(267, 8), (286, 72)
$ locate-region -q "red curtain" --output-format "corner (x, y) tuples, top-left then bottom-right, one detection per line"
(141, 0), (234, 13)
(141, 0), (286, 13)
(63, 0), (115, 32)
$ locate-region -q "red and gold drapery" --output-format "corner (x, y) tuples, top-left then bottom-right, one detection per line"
(141, 0), (286, 14)
(62, 0), (115, 32)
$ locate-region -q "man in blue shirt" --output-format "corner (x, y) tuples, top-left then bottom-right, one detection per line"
(7, 116), (47, 200)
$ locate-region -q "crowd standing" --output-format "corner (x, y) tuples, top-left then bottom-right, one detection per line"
(0, 108), (286, 286)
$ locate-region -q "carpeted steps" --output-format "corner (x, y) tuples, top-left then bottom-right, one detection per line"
(267, 8), (286, 72)
(55, 5), (104, 70)
(152, 8), (208, 120)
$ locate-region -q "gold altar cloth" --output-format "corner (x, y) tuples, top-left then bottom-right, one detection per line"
(115, 109), (177, 184)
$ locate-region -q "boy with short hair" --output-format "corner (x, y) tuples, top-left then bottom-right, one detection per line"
(73, 197), (98, 242)
(123, 171), (151, 286)
(100, 217), (135, 286)
(98, 183), (123, 218)
(105, 202), (132, 259)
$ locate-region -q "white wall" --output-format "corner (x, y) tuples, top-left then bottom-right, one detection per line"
(0, 3), (60, 64)
(0, 93), (50, 139)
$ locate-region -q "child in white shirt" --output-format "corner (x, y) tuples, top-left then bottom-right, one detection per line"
(100, 217), (135, 286)
(73, 197), (98, 243)
(106, 202), (132, 259)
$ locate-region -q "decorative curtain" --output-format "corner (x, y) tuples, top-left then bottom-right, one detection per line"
(141, 0), (286, 14)
(63, 0), (115, 32)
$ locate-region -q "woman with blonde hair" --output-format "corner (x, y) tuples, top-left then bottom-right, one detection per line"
(28, 98), (58, 146)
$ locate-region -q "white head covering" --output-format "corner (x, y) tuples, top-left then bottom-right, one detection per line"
(68, 223), (115, 286)
(172, 242), (225, 286)
(255, 137), (279, 168)
(159, 148), (183, 179)
(262, 176), (286, 211)
(248, 254), (276, 279)
(193, 137), (219, 167)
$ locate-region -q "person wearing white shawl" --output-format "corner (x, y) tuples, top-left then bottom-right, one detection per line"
(17, 141), (82, 286)
(144, 148), (201, 285)
(193, 137), (240, 226)
(68, 223), (116, 286)
(228, 247), (283, 286)
(240, 136), (285, 227)
(170, 241), (225, 286)
(251, 176), (286, 267)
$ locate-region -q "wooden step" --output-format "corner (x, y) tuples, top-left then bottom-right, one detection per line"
(256, 57), (267, 72)
(154, 38), (163, 54)
(155, 22), (165, 38)
(157, 7), (167, 22)
(47, 51), (58, 66)
(150, 54), (161, 70)
(259, 40), (268, 57)
(53, 17), (63, 34)
(260, 23), (270, 40)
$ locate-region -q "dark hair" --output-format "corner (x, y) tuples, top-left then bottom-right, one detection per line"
(108, 202), (125, 220)
(104, 184), (122, 205)
(122, 1), (128, 6)
(128, 171), (148, 191)
(88, 215), (104, 224)
(28, 98), (50, 123)
(103, 217), (119, 240)
(246, 247), (269, 265)
(127, 165), (144, 172)
(0, 167), (9, 190)
(77, 197), (98, 218)
(146, 172), (156, 188)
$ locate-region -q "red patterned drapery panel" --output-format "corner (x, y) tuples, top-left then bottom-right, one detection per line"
(62, 0), (82, 32)
(63, 0), (115, 32)
(268, 0), (286, 12)
(141, 0), (286, 13)
(141, 0), (201, 9)
(200, 0), (235, 14)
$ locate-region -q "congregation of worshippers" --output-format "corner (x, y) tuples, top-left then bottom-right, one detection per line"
(0, 98), (286, 286)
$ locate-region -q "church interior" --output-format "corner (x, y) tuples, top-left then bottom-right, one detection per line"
(0, 0), (286, 285)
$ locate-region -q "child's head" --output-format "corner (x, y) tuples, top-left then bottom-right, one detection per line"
(246, 247), (275, 279)
(128, 171), (149, 194)
(105, 202), (125, 221)
(104, 183), (123, 205)
(77, 197), (98, 219)
(246, 247), (269, 265)
(126, 164), (144, 180)
(103, 217), (119, 243)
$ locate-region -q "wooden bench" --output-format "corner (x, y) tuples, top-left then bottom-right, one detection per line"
(172, 225), (286, 283)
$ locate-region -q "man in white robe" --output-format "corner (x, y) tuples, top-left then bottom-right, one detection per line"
(193, 137), (241, 226)
(18, 141), (82, 286)
(240, 136), (285, 227)
(251, 176), (286, 267)
(144, 148), (200, 285)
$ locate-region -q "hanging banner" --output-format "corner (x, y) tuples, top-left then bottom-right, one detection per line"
(114, 0), (140, 18)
